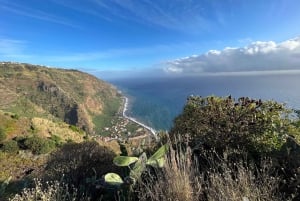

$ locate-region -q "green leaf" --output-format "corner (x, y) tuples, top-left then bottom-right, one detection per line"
(130, 152), (147, 181)
(148, 144), (169, 161)
(147, 144), (169, 168)
(113, 156), (139, 167)
(146, 157), (165, 168)
(104, 173), (124, 186)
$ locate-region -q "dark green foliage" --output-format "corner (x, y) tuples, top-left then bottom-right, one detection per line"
(13, 136), (28, 149)
(170, 96), (292, 154)
(168, 96), (300, 200)
(2, 140), (19, 153)
(24, 136), (55, 154)
(44, 141), (118, 199)
(119, 142), (128, 156)
(49, 135), (63, 146)
(69, 125), (81, 133)
(0, 127), (6, 142)
(10, 114), (19, 120)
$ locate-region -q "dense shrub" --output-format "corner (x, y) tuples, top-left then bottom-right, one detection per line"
(2, 140), (19, 154)
(44, 141), (118, 199)
(168, 96), (300, 200)
(170, 96), (293, 154)
(24, 136), (55, 154)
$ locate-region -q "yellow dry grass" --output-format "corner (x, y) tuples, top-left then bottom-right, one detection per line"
(31, 118), (84, 142)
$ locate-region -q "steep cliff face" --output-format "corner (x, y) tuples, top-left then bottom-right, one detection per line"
(0, 62), (121, 134)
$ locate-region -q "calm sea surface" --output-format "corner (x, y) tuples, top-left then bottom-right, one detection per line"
(109, 74), (300, 131)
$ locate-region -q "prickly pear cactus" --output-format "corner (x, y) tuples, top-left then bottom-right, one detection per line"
(103, 144), (169, 187)
(113, 156), (139, 167)
(147, 144), (169, 168)
(130, 152), (147, 182)
(104, 173), (124, 186)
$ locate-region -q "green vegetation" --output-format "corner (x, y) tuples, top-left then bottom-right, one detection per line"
(104, 144), (169, 187)
(93, 97), (121, 134)
(0, 62), (122, 134)
(69, 125), (84, 134)
(0, 126), (6, 142)
(43, 141), (118, 199)
(49, 135), (63, 146)
(0, 135), (59, 155)
(1, 64), (300, 201)
(0, 62), (151, 200)
(171, 96), (295, 154)
(1, 140), (19, 154)
(24, 136), (56, 154)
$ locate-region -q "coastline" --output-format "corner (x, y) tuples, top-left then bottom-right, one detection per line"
(122, 96), (157, 136)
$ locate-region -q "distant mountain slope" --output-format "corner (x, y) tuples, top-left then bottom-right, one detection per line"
(0, 62), (121, 135)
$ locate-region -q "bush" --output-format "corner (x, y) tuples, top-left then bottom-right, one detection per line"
(49, 135), (62, 146)
(2, 140), (19, 154)
(13, 136), (27, 149)
(44, 141), (118, 199)
(170, 96), (293, 154)
(24, 136), (55, 154)
(0, 127), (6, 142)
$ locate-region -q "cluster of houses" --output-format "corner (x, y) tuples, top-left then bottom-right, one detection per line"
(95, 116), (148, 142)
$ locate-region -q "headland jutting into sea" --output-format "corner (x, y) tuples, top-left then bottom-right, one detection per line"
(122, 96), (157, 136)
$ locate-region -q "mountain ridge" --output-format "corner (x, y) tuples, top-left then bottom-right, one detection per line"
(0, 61), (122, 136)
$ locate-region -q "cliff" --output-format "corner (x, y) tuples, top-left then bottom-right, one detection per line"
(0, 62), (122, 136)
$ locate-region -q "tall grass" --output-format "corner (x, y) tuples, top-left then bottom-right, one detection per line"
(136, 144), (202, 201)
(205, 156), (282, 201)
(135, 143), (284, 201)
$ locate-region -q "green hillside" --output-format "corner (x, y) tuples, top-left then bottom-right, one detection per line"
(0, 62), (122, 135)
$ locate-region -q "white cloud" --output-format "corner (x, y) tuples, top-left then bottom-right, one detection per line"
(164, 37), (300, 75)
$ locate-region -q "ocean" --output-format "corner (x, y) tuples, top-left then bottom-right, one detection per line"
(109, 73), (300, 131)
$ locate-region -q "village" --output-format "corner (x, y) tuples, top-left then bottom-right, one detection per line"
(95, 97), (154, 142)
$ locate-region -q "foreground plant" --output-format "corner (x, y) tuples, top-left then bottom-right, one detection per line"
(135, 144), (285, 201)
(103, 144), (169, 187)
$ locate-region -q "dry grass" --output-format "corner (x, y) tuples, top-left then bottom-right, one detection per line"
(9, 179), (89, 201)
(135, 144), (284, 201)
(136, 145), (202, 201)
(0, 151), (46, 181)
(205, 156), (282, 201)
(31, 117), (84, 142)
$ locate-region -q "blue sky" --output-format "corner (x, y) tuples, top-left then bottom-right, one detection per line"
(1, 0), (300, 78)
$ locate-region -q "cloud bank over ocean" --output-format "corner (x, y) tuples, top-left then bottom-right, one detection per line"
(164, 37), (300, 75)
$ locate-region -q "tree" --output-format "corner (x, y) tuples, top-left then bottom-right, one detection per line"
(170, 96), (293, 154)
